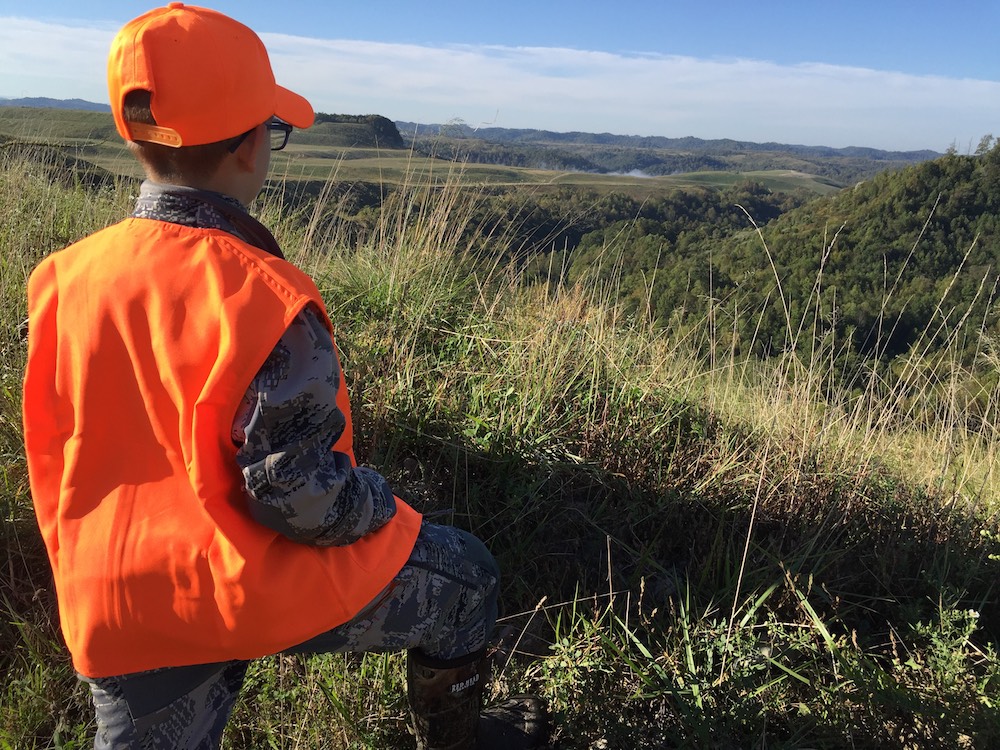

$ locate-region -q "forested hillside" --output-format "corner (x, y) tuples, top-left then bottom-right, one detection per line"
(296, 113), (405, 149)
(482, 141), (1000, 398)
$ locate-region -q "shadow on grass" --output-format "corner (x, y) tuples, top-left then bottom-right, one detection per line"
(3, 400), (998, 749)
(364, 404), (1000, 749)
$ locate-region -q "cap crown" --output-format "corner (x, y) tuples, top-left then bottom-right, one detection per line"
(108, 3), (313, 147)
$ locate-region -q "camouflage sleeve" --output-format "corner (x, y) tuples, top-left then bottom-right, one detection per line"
(232, 305), (396, 546)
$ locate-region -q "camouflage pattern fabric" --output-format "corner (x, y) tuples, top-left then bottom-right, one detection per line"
(83, 522), (498, 748)
(133, 181), (249, 238)
(288, 522), (500, 661)
(84, 661), (248, 749)
(233, 305), (397, 546)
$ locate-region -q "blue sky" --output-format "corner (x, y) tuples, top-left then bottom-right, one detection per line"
(1, 1), (998, 151)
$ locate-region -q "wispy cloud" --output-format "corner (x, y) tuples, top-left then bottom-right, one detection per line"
(0, 18), (113, 100)
(3, 17), (997, 151)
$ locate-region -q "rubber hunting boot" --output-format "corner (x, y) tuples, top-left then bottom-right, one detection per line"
(407, 649), (549, 750)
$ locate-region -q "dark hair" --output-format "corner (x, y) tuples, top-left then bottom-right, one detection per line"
(123, 90), (242, 182)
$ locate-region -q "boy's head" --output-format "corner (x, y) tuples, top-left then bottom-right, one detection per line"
(108, 3), (314, 187)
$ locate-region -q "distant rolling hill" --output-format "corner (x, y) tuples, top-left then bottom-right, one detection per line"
(0, 97), (111, 112)
(0, 97), (931, 190)
(396, 120), (940, 186)
(397, 120), (939, 161)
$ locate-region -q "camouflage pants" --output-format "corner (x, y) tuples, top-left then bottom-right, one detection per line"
(82, 522), (499, 749)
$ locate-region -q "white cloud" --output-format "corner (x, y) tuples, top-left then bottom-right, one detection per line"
(2, 17), (997, 151)
(0, 18), (113, 101)
(262, 34), (1000, 151)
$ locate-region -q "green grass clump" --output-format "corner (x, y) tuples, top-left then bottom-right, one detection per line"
(2, 144), (999, 749)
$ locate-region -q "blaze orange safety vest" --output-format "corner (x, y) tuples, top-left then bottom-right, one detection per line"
(22, 218), (422, 678)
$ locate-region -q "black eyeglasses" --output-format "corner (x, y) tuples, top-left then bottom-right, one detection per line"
(267, 118), (293, 151)
(227, 117), (293, 153)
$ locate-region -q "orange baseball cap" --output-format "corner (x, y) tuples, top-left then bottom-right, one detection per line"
(108, 2), (314, 147)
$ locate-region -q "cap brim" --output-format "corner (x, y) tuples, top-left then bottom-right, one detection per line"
(275, 85), (315, 129)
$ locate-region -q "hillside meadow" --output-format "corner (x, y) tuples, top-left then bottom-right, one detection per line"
(2, 126), (1000, 748)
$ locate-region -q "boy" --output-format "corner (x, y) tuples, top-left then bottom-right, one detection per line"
(21, 4), (547, 748)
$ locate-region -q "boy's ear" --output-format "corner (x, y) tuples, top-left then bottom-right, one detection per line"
(232, 124), (264, 171)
